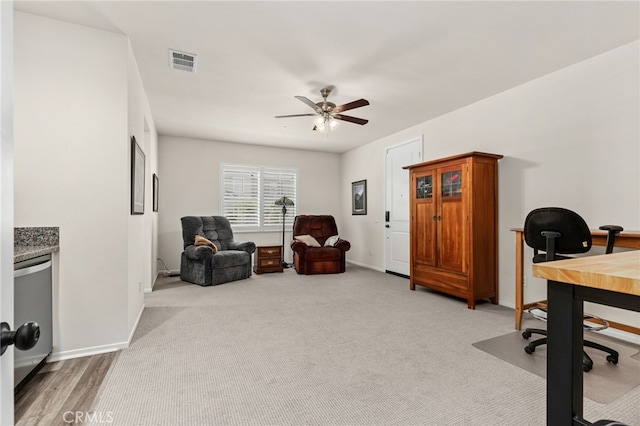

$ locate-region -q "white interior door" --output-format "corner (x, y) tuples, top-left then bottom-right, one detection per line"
(0, 3), (15, 423)
(384, 137), (423, 276)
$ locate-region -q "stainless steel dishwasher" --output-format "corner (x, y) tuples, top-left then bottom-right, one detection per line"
(13, 254), (53, 389)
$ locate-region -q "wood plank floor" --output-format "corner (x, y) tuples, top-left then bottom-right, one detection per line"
(15, 351), (118, 426)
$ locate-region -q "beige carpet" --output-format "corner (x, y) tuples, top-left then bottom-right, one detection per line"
(91, 265), (640, 425)
(472, 330), (640, 404)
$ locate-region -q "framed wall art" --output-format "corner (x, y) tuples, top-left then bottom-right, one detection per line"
(351, 179), (367, 215)
(131, 136), (145, 214)
(153, 173), (159, 212)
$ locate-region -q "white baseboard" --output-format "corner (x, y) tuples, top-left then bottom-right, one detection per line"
(346, 259), (385, 273)
(150, 271), (163, 291)
(128, 303), (145, 345)
(499, 300), (515, 310)
(48, 342), (125, 362)
(592, 326), (640, 345)
(47, 304), (146, 363)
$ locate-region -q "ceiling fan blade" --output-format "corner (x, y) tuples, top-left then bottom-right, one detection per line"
(295, 96), (322, 113)
(275, 113), (317, 118)
(333, 114), (368, 125)
(332, 99), (369, 113)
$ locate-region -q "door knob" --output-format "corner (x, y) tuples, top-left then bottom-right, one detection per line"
(0, 321), (40, 356)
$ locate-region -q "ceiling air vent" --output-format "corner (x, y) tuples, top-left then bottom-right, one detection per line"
(169, 49), (197, 73)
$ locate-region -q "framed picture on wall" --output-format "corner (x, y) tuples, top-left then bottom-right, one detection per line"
(351, 179), (367, 215)
(131, 136), (145, 214)
(153, 173), (159, 212)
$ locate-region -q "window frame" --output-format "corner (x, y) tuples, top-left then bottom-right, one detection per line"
(220, 163), (298, 233)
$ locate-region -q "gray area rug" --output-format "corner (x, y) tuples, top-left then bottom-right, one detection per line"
(472, 330), (640, 404)
(92, 265), (640, 425)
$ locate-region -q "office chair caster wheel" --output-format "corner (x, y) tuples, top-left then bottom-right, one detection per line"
(524, 345), (535, 354)
(606, 355), (618, 364)
(583, 364), (592, 372)
(522, 331), (531, 339)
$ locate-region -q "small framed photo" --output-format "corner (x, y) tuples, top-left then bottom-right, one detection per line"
(131, 136), (145, 215)
(152, 173), (159, 212)
(351, 179), (367, 215)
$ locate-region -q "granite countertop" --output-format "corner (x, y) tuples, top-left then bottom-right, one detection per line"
(14, 227), (59, 263)
(14, 245), (59, 263)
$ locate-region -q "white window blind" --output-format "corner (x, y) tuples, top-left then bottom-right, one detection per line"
(221, 165), (260, 226)
(221, 163), (297, 231)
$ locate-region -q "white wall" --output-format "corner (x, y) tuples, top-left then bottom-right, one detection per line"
(14, 12), (157, 358)
(341, 140), (389, 269)
(157, 136), (341, 273)
(341, 41), (640, 327)
(127, 43), (158, 330)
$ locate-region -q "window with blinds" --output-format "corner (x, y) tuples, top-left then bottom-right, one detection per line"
(220, 163), (297, 231)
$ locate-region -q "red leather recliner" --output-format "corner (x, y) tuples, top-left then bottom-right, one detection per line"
(290, 215), (351, 274)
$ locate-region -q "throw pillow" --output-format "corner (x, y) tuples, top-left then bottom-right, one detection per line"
(294, 234), (321, 247)
(324, 235), (340, 247)
(194, 234), (218, 253)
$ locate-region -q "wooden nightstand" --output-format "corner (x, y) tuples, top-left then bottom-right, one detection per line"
(254, 245), (283, 274)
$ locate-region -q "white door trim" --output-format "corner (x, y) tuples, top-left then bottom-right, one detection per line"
(383, 135), (423, 276)
(0, 2), (15, 423)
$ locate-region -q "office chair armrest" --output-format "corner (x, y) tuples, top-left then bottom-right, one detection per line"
(599, 225), (623, 233)
(598, 225), (624, 254)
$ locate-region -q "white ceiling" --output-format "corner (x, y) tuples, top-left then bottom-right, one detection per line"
(14, 1), (640, 153)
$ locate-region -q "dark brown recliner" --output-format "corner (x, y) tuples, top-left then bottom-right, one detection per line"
(290, 215), (350, 274)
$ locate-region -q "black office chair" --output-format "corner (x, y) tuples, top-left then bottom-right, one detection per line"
(522, 207), (623, 372)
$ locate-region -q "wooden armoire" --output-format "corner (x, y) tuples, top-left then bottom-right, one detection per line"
(404, 152), (503, 309)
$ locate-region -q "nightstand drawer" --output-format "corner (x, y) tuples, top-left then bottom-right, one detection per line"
(258, 258), (280, 268)
(254, 245), (284, 274)
(258, 246), (282, 258)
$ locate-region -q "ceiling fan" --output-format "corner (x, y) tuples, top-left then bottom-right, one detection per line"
(275, 87), (369, 131)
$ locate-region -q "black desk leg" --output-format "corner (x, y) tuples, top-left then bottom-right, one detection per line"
(547, 280), (584, 426)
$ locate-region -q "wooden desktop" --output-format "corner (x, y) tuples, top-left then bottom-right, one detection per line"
(532, 250), (640, 425)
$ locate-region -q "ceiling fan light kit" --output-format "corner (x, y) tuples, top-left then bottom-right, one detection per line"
(276, 86), (369, 133)
(314, 115), (339, 132)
